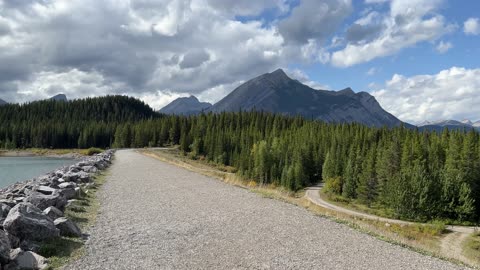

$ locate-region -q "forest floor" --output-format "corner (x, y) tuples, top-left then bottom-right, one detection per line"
(67, 149), (469, 269)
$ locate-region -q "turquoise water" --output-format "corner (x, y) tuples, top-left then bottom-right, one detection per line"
(0, 157), (76, 188)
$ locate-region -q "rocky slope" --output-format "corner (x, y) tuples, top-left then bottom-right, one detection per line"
(0, 150), (114, 269)
(50, 94), (68, 102)
(0, 99), (7, 106)
(159, 96), (212, 115)
(209, 69), (405, 127)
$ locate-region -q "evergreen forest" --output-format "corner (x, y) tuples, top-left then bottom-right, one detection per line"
(1, 96), (479, 222)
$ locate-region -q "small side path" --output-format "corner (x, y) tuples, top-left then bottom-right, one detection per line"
(305, 184), (477, 265)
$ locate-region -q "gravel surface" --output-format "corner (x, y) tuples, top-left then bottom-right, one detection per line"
(68, 150), (468, 270)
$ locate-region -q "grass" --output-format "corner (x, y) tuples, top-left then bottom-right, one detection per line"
(37, 173), (108, 269)
(0, 148), (97, 157)
(463, 232), (480, 265)
(321, 191), (477, 227)
(321, 191), (396, 219)
(81, 147), (103, 156)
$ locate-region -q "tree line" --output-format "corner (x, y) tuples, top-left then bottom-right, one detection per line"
(1, 96), (479, 222)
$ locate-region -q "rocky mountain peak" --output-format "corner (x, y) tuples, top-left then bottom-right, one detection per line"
(159, 95), (212, 115)
(50, 94), (68, 102)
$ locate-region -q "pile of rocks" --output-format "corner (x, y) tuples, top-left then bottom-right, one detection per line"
(0, 150), (114, 270)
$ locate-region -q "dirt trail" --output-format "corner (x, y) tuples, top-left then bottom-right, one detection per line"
(305, 184), (477, 266)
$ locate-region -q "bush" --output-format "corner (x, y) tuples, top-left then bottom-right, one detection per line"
(84, 147), (103, 156)
(324, 176), (343, 195)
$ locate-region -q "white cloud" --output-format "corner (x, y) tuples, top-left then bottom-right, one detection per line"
(435, 41), (452, 54)
(134, 91), (189, 111)
(0, 0), (292, 104)
(278, 0), (353, 45)
(331, 0), (454, 67)
(285, 68), (329, 89)
(366, 67), (377, 76)
(464, 17), (480, 35)
(370, 67), (480, 123)
(14, 69), (125, 103)
(365, 0), (389, 3)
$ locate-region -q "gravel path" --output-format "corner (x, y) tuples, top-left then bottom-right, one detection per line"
(68, 150), (469, 270)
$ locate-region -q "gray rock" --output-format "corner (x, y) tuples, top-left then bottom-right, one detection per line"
(58, 182), (76, 189)
(8, 248), (48, 270)
(82, 165), (98, 173)
(1, 203), (12, 218)
(0, 203), (12, 228)
(3, 203), (59, 242)
(35, 185), (56, 195)
(54, 170), (64, 178)
(19, 240), (41, 253)
(43, 206), (64, 220)
(69, 165), (81, 173)
(0, 230), (10, 264)
(54, 217), (82, 237)
(0, 200), (16, 208)
(25, 191), (67, 211)
(6, 233), (20, 249)
(13, 197), (25, 204)
(58, 188), (76, 200)
(63, 171), (90, 183)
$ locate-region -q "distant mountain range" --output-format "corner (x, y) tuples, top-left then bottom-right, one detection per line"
(0, 94), (67, 105)
(161, 69), (407, 128)
(159, 96), (212, 115)
(418, 119), (480, 132)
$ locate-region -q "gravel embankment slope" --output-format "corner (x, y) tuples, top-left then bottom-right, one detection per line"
(68, 150), (468, 270)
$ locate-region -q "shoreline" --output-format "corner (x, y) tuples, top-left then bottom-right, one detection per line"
(0, 149), (86, 159)
(0, 149), (115, 269)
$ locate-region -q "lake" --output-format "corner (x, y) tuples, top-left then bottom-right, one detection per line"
(0, 156), (76, 188)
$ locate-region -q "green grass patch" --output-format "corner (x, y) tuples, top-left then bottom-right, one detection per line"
(463, 232), (480, 265)
(37, 173), (107, 269)
(81, 147), (104, 156)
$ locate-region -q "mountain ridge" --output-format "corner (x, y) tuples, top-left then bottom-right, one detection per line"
(418, 119), (480, 131)
(50, 94), (68, 102)
(159, 95), (212, 115)
(208, 69), (406, 127)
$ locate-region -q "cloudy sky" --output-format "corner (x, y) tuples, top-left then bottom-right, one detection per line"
(0, 0), (479, 123)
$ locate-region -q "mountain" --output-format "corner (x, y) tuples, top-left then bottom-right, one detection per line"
(210, 69), (406, 127)
(418, 119), (479, 132)
(159, 96), (212, 115)
(50, 94), (68, 102)
(0, 99), (7, 106)
(462, 119), (473, 125)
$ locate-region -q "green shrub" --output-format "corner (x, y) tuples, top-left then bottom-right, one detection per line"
(84, 147), (103, 156)
(324, 176), (343, 195)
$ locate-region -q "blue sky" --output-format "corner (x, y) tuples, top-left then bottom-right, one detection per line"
(282, 0), (480, 90)
(0, 0), (479, 123)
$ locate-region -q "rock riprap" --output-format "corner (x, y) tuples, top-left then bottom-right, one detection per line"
(0, 150), (114, 270)
(3, 203), (59, 242)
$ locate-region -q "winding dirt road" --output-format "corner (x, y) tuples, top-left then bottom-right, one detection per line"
(68, 150), (469, 269)
(305, 184), (477, 264)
